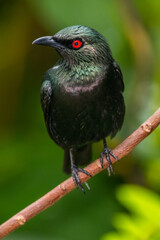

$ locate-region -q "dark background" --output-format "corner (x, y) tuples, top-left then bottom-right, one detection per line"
(0, 0), (160, 239)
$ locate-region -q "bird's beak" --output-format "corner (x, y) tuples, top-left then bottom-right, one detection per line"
(32, 36), (59, 48)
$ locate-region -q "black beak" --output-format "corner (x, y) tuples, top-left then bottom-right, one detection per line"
(32, 36), (59, 48)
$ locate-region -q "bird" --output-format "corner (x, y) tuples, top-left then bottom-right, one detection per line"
(32, 25), (125, 192)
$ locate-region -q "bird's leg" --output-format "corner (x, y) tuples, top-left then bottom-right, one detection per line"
(100, 139), (119, 176)
(70, 149), (91, 193)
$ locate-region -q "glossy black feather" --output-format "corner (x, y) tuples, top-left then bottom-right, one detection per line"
(41, 61), (125, 149)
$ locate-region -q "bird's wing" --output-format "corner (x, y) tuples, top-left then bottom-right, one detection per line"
(112, 61), (124, 92)
(103, 60), (125, 138)
(40, 80), (52, 121)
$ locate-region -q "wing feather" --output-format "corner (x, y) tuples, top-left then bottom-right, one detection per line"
(40, 80), (52, 122)
(113, 61), (124, 92)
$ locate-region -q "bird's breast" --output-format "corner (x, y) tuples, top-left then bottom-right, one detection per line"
(45, 65), (118, 148)
(63, 78), (101, 94)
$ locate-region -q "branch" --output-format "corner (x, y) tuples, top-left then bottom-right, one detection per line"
(0, 108), (160, 239)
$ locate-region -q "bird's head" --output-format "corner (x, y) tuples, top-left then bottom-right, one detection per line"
(32, 25), (112, 65)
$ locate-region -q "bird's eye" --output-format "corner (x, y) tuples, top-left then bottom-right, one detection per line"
(72, 40), (82, 49)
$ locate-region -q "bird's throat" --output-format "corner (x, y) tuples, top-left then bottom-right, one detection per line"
(56, 59), (106, 86)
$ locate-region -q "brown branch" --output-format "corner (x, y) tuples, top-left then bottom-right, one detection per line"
(0, 108), (160, 239)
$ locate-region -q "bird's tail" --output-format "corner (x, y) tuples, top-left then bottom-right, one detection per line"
(63, 144), (92, 174)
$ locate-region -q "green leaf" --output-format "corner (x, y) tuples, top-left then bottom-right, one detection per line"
(102, 185), (160, 240)
(116, 184), (160, 223)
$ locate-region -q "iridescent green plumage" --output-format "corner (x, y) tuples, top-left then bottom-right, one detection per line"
(33, 25), (125, 192)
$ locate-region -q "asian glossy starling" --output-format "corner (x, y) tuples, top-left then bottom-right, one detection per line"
(33, 25), (125, 192)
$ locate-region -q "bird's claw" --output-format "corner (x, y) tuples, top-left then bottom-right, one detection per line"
(71, 164), (91, 193)
(100, 146), (119, 176)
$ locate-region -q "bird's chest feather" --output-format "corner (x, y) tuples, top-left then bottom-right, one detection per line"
(48, 78), (111, 148)
(53, 81), (102, 124)
(44, 65), (121, 148)
(51, 65), (106, 123)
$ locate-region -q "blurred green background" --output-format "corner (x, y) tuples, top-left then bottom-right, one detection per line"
(0, 0), (160, 239)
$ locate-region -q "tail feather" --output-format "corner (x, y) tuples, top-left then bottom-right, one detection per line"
(63, 144), (92, 174)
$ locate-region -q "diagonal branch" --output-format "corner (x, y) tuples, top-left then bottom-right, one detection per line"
(0, 108), (160, 239)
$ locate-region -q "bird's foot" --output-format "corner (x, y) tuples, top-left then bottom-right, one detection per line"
(71, 164), (91, 193)
(100, 140), (119, 176)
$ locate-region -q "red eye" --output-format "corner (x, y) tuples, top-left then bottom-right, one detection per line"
(72, 40), (82, 49)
